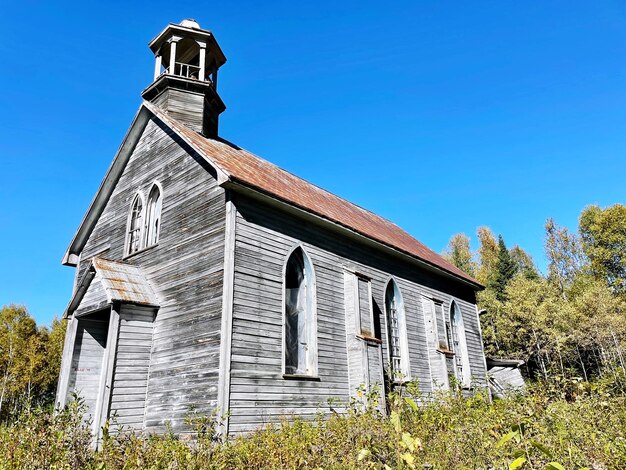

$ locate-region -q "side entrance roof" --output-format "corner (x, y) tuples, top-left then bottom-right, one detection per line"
(64, 258), (159, 318)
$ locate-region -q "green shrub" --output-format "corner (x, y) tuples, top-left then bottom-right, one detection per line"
(0, 397), (92, 469)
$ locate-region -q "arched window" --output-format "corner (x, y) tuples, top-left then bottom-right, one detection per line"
(385, 280), (410, 381)
(284, 247), (317, 376)
(449, 301), (471, 387)
(126, 194), (144, 255)
(144, 184), (162, 247)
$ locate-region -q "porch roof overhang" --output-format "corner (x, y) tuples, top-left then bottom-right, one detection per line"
(64, 258), (159, 318)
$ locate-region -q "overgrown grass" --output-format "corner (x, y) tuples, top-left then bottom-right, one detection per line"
(0, 382), (625, 469)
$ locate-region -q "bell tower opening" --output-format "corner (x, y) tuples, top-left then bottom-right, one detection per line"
(141, 19), (227, 137)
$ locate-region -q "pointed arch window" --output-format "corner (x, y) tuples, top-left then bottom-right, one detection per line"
(284, 247), (317, 376)
(385, 280), (410, 381)
(144, 184), (162, 247)
(126, 194), (144, 256)
(448, 301), (471, 387)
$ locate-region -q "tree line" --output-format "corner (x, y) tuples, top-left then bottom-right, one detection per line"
(0, 306), (65, 421)
(443, 203), (626, 384)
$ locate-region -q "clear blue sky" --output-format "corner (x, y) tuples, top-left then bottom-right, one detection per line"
(1, 1), (625, 325)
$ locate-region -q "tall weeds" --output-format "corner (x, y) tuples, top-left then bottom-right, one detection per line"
(0, 379), (624, 469)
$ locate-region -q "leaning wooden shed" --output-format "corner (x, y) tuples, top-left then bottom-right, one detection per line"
(486, 357), (526, 398)
(56, 19), (488, 441)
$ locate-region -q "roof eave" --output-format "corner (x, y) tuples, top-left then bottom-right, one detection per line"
(486, 357), (525, 368)
(62, 105), (153, 267)
(148, 24), (227, 66)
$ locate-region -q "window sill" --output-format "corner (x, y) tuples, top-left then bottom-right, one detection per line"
(356, 333), (383, 345)
(283, 374), (321, 382)
(437, 348), (455, 359)
(123, 243), (159, 260)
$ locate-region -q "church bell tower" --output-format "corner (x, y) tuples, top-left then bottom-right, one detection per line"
(141, 19), (227, 137)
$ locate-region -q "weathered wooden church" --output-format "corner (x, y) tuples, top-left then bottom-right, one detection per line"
(56, 19), (487, 440)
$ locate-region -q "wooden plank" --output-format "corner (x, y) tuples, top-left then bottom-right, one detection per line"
(66, 312), (110, 430)
(93, 306), (119, 448)
(55, 316), (78, 409)
(108, 305), (154, 432)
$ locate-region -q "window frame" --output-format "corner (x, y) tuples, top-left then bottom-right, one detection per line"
(125, 192), (145, 257)
(143, 182), (163, 248)
(449, 300), (472, 388)
(282, 245), (319, 379)
(384, 279), (411, 382)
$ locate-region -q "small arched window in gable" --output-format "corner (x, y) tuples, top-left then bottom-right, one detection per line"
(126, 194), (144, 255)
(284, 247), (317, 376)
(449, 301), (471, 387)
(385, 280), (410, 381)
(144, 184), (162, 247)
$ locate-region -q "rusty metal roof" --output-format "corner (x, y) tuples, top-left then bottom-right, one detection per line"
(65, 258), (159, 317)
(145, 102), (481, 287)
(92, 258), (158, 306)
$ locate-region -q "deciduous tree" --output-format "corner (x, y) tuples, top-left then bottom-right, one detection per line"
(476, 227), (499, 285)
(545, 218), (584, 298)
(443, 233), (477, 277)
(579, 204), (626, 295)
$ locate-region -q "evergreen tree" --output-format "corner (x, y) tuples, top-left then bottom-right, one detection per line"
(489, 235), (518, 301)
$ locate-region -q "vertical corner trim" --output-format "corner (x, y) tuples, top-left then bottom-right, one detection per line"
(55, 315), (79, 410)
(93, 305), (121, 448)
(217, 191), (236, 437)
